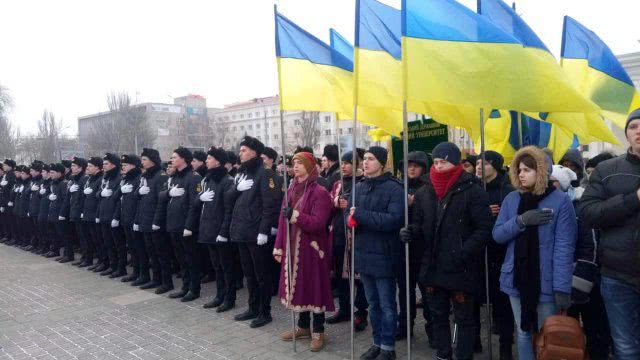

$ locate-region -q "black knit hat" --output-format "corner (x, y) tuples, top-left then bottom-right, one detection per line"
(71, 157), (88, 170)
(103, 153), (121, 167)
(463, 154), (478, 167)
(61, 160), (72, 169)
(15, 165), (24, 173)
(3, 159), (16, 168)
(23, 165), (31, 174)
(173, 147), (193, 163)
(323, 144), (339, 162)
(432, 142), (461, 165)
(341, 151), (363, 165)
(479, 151), (504, 172)
(121, 154), (141, 167)
(586, 152), (615, 169)
(294, 146), (314, 155)
(207, 146), (228, 164)
(404, 151), (430, 170)
(225, 150), (237, 165)
(141, 148), (161, 166)
(240, 136), (265, 155)
(42, 163), (50, 172)
(625, 108), (640, 133)
(88, 157), (103, 168)
(263, 147), (278, 161)
(366, 146), (388, 166)
(193, 150), (207, 163)
(50, 163), (65, 174)
(31, 161), (44, 172)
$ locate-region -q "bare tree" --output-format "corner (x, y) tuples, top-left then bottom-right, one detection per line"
(0, 84), (17, 158)
(296, 111), (321, 149)
(86, 91), (156, 155)
(35, 110), (64, 163)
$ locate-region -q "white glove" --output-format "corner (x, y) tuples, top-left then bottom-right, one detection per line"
(0, 207), (4, 213)
(133, 224), (139, 232)
(168, 186), (185, 197)
(83, 187), (93, 195)
(257, 233), (268, 246)
(58, 216), (66, 221)
(95, 218), (100, 224)
(183, 229), (193, 237)
(39, 187), (46, 195)
(7, 202), (13, 207)
(152, 224), (160, 231)
(0, 180), (7, 186)
(18, 185), (24, 192)
(138, 186), (150, 195)
(31, 184), (40, 191)
(236, 175), (254, 192)
(48, 194), (57, 201)
(80, 213), (84, 219)
(216, 235), (228, 243)
(100, 188), (113, 197)
(111, 219), (119, 228)
(27, 212), (30, 217)
(121, 184), (134, 193)
(199, 189), (214, 202)
(271, 227), (278, 236)
(69, 184), (79, 193)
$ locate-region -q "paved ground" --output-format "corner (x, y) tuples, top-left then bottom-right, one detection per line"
(0, 243), (502, 359)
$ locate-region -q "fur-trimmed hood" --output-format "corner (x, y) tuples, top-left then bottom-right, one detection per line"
(509, 146), (551, 196)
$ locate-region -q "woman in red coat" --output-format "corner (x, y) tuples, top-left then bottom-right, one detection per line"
(273, 151), (334, 352)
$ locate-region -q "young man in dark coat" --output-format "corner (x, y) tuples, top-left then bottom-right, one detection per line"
(166, 147), (202, 302)
(1, 159), (17, 244)
(475, 151), (515, 359)
(150, 161), (175, 292)
(136, 148), (171, 292)
(191, 149), (216, 284)
(83, 158), (104, 270)
(46, 163), (68, 259)
(115, 155), (143, 282)
(228, 136), (280, 328)
(96, 153), (122, 276)
(35, 164), (51, 254)
(260, 146), (284, 295)
(401, 142), (492, 360)
(66, 157), (88, 266)
(193, 147), (236, 311)
(321, 144), (340, 191)
(17, 166), (32, 249)
(25, 161), (44, 252)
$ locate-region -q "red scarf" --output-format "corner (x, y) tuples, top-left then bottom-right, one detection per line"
(429, 164), (464, 200)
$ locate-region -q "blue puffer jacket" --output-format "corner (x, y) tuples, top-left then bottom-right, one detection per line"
(493, 189), (577, 303)
(349, 172), (405, 278)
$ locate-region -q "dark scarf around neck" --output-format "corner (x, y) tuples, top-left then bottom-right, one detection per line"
(206, 166), (227, 183)
(142, 165), (161, 179)
(124, 167), (141, 181)
(239, 156), (262, 173)
(514, 185), (555, 332)
(429, 165), (464, 200)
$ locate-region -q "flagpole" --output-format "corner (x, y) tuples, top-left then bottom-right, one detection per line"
(402, 102), (411, 359)
(479, 108), (493, 360)
(350, 105), (357, 360)
(335, 113), (349, 245)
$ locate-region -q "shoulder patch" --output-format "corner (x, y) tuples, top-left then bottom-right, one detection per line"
(196, 183), (202, 193)
(269, 178), (275, 189)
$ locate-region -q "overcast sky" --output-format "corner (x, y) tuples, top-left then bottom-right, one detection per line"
(0, 0), (638, 135)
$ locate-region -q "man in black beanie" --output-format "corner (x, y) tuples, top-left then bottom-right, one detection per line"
(228, 136), (280, 328)
(67, 157), (89, 266)
(25, 161), (45, 252)
(192, 150), (207, 177)
(1, 160), (17, 244)
(96, 153), (122, 276)
(321, 144), (340, 191)
(83, 157), (104, 270)
(34, 163), (51, 254)
(191, 150), (216, 283)
(46, 163), (67, 258)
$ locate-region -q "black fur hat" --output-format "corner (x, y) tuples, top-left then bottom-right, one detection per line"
(193, 150), (207, 163)
(294, 146), (314, 155)
(121, 154), (141, 168)
(239, 136), (265, 155)
(323, 144), (339, 162)
(262, 147), (278, 161)
(61, 160), (72, 169)
(141, 148), (161, 166)
(207, 146), (228, 164)
(31, 160), (45, 172)
(173, 147), (193, 163)
(50, 163), (65, 174)
(71, 157), (88, 170)
(103, 153), (121, 167)
(3, 159), (16, 168)
(225, 150), (238, 165)
(88, 157), (103, 168)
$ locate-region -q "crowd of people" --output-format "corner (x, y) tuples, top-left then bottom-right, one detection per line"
(1, 110), (639, 360)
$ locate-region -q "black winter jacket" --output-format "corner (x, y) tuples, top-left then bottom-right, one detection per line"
(192, 167), (234, 244)
(38, 179), (51, 223)
(97, 168), (121, 223)
(578, 150), (640, 290)
(81, 172), (102, 223)
(17, 178), (31, 218)
(413, 171), (492, 292)
(114, 168), (141, 226)
(28, 176), (43, 218)
(63, 172), (87, 222)
(228, 157), (281, 242)
(47, 178), (67, 222)
(136, 166), (167, 232)
(165, 166), (201, 233)
(0, 171), (16, 209)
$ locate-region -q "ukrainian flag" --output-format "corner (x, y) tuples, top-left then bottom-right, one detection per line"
(402, 0), (599, 115)
(275, 10), (352, 115)
(561, 16), (640, 130)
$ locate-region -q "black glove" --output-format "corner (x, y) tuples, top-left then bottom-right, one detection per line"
(399, 227), (413, 244)
(283, 206), (294, 221)
(571, 260), (596, 305)
(555, 292), (572, 312)
(517, 209), (553, 227)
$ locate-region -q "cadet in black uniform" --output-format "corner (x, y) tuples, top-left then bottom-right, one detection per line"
(26, 161), (45, 252)
(96, 153), (122, 276)
(83, 158), (104, 270)
(228, 136), (280, 328)
(16, 166), (31, 248)
(35, 164), (51, 254)
(148, 158), (174, 292)
(46, 163), (67, 259)
(115, 154), (142, 282)
(1, 160), (17, 244)
(66, 157), (88, 266)
(166, 147), (202, 302)
(191, 150), (216, 284)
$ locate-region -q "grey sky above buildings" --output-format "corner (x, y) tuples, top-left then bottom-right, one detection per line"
(0, 0), (638, 135)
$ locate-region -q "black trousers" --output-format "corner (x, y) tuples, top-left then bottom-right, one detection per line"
(299, 312), (326, 333)
(112, 225), (127, 272)
(237, 241), (272, 316)
(89, 222), (105, 265)
(427, 287), (476, 360)
(73, 221), (87, 261)
(78, 222), (94, 265)
(18, 216), (31, 246)
(102, 223), (127, 271)
(150, 231), (174, 287)
(8, 212), (18, 241)
(200, 242), (215, 278)
(334, 237), (369, 316)
(207, 242), (237, 302)
(48, 222), (60, 254)
(122, 224), (138, 275)
(30, 217), (40, 247)
(125, 226), (149, 278)
(170, 232), (201, 293)
(398, 261), (433, 331)
(59, 221), (74, 259)
(37, 220), (49, 250)
(568, 283), (612, 359)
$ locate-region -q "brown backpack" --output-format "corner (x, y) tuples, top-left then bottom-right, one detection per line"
(534, 315), (587, 360)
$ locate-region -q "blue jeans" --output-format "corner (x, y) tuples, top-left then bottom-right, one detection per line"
(600, 276), (640, 360)
(510, 296), (557, 360)
(361, 275), (397, 351)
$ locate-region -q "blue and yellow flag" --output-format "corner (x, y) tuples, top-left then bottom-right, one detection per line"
(275, 10), (352, 115)
(561, 16), (640, 130)
(402, 0), (599, 115)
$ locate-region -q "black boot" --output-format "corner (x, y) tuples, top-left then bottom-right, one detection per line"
(131, 277), (150, 286)
(139, 281), (161, 290)
(154, 284), (174, 294)
(109, 269), (126, 278)
(169, 289), (188, 299)
(94, 263), (109, 273)
(326, 310), (350, 324)
(87, 262), (101, 271)
(59, 257), (74, 264)
(203, 296), (224, 309)
(360, 345), (381, 360)
(200, 274), (215, 284)
(216, 300), (235, 313)
(375, 350), (396, 360)
(100, 267), (115, 276)
(395, 323), (413, 341)
(234, 308), (259, 321)
(249, 313), (272, 328)
(180, 291), (200, 302)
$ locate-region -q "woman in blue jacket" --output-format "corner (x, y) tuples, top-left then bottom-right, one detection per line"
(493, 146), (577, 360)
